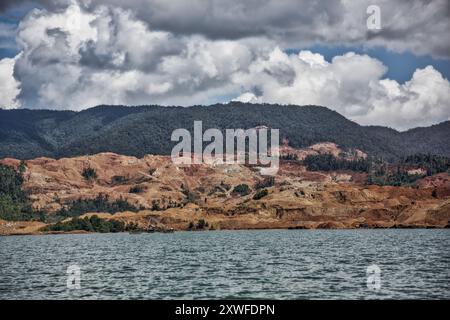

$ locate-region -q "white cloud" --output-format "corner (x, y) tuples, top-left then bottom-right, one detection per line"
(0, 55), (21, 109)
(3, 0), (450, 58)
(233, 92), (258, 103)
(233, 49), (450, 130)
(355, 66), (450, 129)
(11, 3), (273, 109)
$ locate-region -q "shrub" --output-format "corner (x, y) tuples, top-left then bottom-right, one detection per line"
(232, 184), (251, 196)
(151, 200), (161, 211)
(42, 215), (126, 233)
(255, 177), (275, 189)
(196, 219), (208, 229)
(187, 219), (210, 230)
(129, 185), (144, 193)
(281, 154), (298, 160)
(432, 189), (438, 198)
(126, 222), (140, 231)
(111, 175), (127, 184)
(253, 189), (268, 200)
(181, 184), (200, 204)
(220, 181), (231, 191)
(19, 161), (27, 174)
(82, 167), (97, 181)
(57, 194), (141, 218)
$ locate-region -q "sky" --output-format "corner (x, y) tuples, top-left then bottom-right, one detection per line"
(0, 0), (449, 131)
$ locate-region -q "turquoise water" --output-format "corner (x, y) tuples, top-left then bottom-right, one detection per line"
(0, 229), (449, 299)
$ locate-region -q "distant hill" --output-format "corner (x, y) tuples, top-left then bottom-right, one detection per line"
(0, 103), (449, 160)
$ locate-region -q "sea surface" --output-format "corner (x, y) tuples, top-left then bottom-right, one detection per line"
(0, 229), (449, 299)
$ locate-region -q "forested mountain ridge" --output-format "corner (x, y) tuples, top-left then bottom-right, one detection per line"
(0, 103), (448, 160)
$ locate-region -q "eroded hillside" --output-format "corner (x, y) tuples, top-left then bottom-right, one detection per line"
(1, 143), (449, 235)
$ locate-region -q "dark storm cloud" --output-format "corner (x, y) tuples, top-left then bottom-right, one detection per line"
(0, 0), (23, 11)
(2, 0), (449, 58)
(0, 0), (58, 12)
(81, 0), (346, 41)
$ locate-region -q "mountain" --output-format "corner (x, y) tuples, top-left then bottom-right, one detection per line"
(0, 102), (449, 160)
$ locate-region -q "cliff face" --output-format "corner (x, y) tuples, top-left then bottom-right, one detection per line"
(1, 146), (449, 235)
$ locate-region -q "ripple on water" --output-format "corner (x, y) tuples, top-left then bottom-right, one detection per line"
(0, 229), (449, 299)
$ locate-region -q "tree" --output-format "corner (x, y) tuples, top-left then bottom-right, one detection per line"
(255, 177), (275, 189)
(196, 219), (207, 229)
(303, 154), (370, 172)
(232, 184), (251, 196)
(253, 189), (268, 200)
(0, 164), (42, 221)
(82, 167), (97, 181)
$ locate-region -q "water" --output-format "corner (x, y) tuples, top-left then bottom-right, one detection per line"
(0, 229), (449, 299)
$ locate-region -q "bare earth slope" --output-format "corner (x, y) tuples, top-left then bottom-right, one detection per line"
(1, 144), (449, 235)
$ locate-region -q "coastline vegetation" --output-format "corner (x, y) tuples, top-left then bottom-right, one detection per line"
(188, 219), (212, 231)
(41, 215), (127, 233)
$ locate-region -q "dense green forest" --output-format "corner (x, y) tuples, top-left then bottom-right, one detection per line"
(399, 154), (450, 176)
(367, 168), (423, 187)
(367, 155), (450, 186)
(1, 103), (449, 161)
(301, 153), (450, 186)
(303, 154), (370, 172)
(0, 164), (44, 221)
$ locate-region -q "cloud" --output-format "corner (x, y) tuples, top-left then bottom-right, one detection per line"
(3, 0), (449, 58)
(0, 0), (63, 12)
(355, 66), (450, 129)
(12, 3), (272, 109)
(0, 55), (21, 109)
(233, 49), (450, 130)
(0, 23), (16, 39)
(0, 0), (25, 11)
(0, 22), (18, 51)
(0, 1), (449, 130)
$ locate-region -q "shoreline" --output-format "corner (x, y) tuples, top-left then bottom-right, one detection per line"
(2, 224), (449, 237)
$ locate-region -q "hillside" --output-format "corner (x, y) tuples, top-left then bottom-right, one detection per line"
(1, 150), (450, 235)
(0, 103), (449, 160)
